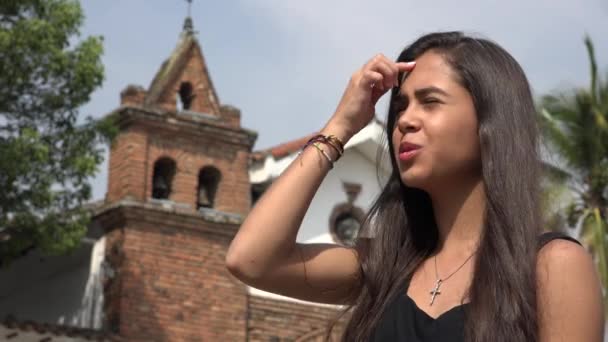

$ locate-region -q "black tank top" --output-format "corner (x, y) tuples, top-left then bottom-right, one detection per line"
(369, 232), (581, 341)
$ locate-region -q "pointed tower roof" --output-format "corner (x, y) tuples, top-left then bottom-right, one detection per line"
(144, 17), (221, 115)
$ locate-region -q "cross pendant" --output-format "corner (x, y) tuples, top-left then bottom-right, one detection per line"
(429, 279), (442, 306)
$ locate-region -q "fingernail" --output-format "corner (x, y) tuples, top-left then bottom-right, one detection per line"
(405, 61), (416, 66)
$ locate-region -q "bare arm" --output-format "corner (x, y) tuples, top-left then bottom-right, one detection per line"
(537, 239), (605, 341)
(225, 54), (415, 304)
(226, 122), (362, 304)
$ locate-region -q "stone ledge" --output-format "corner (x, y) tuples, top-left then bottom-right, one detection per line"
(104, 106), (257, 148)
(91, 198), (243, 238)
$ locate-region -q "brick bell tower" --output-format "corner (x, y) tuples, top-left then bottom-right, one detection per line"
(93, 16), (257, 341)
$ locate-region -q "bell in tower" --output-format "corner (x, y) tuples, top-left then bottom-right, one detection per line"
(98, 7), (257, 341)
(197, 166), (221, 209)
(151, 158), (175, 200)
(106, 9), (255, 210)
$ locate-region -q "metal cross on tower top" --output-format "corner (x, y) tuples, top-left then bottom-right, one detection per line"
(183, 0), (194, 33)
(186, 0), (192, 17)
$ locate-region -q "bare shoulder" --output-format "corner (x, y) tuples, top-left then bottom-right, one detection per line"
(537, 238), (605, 341)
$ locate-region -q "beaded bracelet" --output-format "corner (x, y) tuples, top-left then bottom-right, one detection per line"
(296, 134), (345, 168)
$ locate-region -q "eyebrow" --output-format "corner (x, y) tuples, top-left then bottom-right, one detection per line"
(397, 86), (450, 100)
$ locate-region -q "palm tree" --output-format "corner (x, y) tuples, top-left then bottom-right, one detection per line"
(539, 35), (608, 315)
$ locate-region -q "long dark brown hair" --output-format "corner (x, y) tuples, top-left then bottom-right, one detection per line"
(327, 31), (542, 342)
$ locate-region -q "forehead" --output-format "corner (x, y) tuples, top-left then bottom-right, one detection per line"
(399, 51), (459, 95)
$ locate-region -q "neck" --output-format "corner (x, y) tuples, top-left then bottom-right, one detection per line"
(428, 176), (485, 254)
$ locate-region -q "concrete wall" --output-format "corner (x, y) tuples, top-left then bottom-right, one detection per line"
(0, 237), (105, 329)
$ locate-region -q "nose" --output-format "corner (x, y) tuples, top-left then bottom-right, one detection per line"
(396, 108), (421, 134)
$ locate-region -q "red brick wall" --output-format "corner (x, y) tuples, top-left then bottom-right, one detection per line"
(102, 225), (125, 334)
(97, 26), (352, 342)
(247, 296), (349, 341)
(121, 85), (147, 106)
(144, 130), (251, 215)
(99, 206), (248, 342)
(157, 46), (220, 116)
(220, 105), (242, 128)
(107, 127), (148, 203)
(98, 205), (352, 341)
(106, 116), (252, 216)
(107, 31), (252, 213)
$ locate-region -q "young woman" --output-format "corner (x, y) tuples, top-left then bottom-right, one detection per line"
(226, 32), (605, 341)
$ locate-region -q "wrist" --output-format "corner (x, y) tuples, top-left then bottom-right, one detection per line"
(320, 121), (353, 145)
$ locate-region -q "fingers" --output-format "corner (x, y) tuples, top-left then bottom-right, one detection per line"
(373, 61), (399, 89)
(364, 54), (396, 89)
(395, 61), (416, 86)
(361, 70), (384, 89)
(362, 54), (415, 90)
(397, 61), (417, 71)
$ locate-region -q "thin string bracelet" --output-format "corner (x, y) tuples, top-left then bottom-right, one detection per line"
(296, 141), (334, 169)
(311, 142), (334, 169)
(296, 136), (332, 156)
(296, 134), (342, 168)
(297, 135), (323, 157)
(326, 135), (345, 154)
(323, 139), (342, 160)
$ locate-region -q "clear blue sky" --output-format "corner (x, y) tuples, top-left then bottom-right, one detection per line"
(79, 0), (608, 200)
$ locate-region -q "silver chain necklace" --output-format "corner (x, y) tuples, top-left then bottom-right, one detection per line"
(429, 251), (477, 306)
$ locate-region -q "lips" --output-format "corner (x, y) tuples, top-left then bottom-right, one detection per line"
(399, 142), (422, 153)
(398, 142), (422, 162)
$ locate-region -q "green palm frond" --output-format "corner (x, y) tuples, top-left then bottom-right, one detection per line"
(592, 209), (607, 288)
(584, 35), (598, 102)
(541, 161), (572, 184)
(581, 209), (598, 250)
(539, 35), (608, 317)
(541, 85), (606, 177)
(593, 107), (608, 131)
(540, 109), (580, 167)
(599, 71), (608, 106)
(541, 94), (582, 124)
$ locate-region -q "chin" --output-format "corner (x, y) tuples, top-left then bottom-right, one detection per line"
(399, 168), (431, 190)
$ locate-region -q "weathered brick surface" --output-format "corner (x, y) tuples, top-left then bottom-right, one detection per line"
(100, 30), (256, 338)
(247, 296), (348, 341)
(95, 21), (353, 342)
(121, 85), (147, 106)
(96, 202), (350, 341)
(97, 204), (248, 342)
(107, 127), (148, 203)
(219, 105), (241, 128)
(121, 222), (246, 341)
(106, 108), (254, 216)
(156, 46), (220, 117)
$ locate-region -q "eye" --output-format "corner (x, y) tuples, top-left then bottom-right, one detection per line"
(421, 97), (441, 109)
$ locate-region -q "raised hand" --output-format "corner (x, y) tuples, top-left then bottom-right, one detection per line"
(323, 54), (416, 141)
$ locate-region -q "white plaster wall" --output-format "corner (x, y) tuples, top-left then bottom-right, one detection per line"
(249, 121), (391, 244)
(296, 146), (388, 242)
(0, 237), (105, 329)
